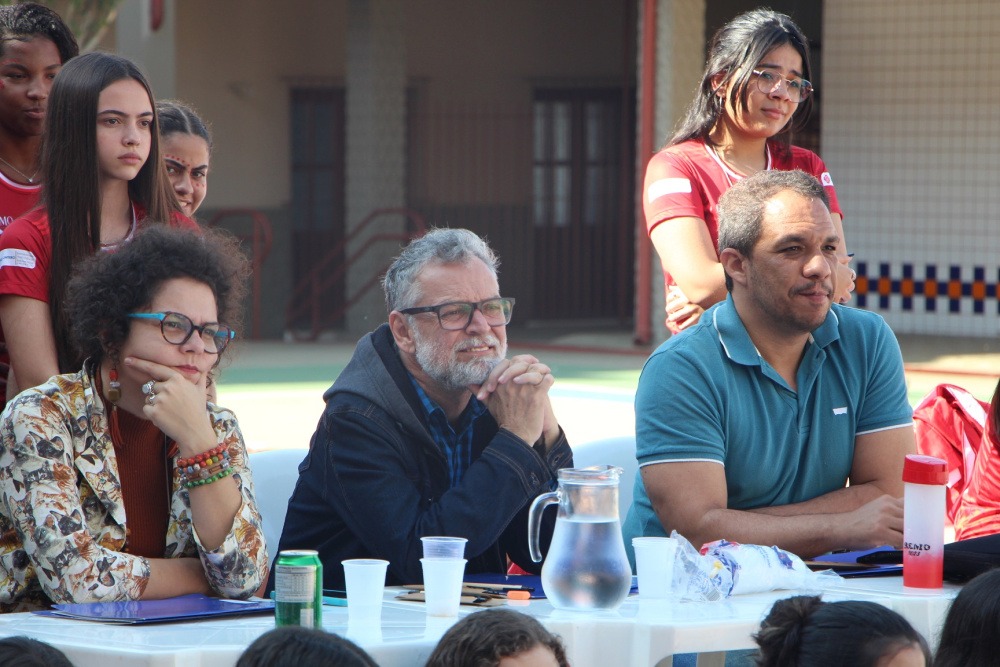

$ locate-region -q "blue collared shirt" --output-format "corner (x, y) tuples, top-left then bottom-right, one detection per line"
(623, 295), (913, 546)
(409, 375), (489, 487)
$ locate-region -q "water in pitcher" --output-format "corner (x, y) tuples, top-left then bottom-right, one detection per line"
(542, 517), (632, 610)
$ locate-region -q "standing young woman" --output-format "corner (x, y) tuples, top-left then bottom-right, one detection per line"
(0, 52), (195, 402)
(0, 225), (266, 611)
(644, 9), (854, 333)
(157, 99), (211, 218)
(0, 2), (77, 228)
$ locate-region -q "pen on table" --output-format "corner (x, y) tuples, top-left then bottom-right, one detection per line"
(269, 591), (348, 607)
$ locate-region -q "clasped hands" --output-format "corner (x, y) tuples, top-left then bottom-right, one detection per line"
(471, 354), (559, 448)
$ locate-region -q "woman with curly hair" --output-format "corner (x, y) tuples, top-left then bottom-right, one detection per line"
(425, 609), (569, 667)
(0, 225), (267, 611)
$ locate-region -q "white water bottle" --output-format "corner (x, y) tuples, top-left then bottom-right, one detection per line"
(902, 454), (947, 590)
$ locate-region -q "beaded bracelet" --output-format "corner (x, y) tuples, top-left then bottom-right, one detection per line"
(176, 442), (229, 469)
(184, 465), (234, 489)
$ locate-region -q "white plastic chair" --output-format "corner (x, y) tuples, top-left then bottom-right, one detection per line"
(247, 448), (308, 557)
(570, 435), (638, 523)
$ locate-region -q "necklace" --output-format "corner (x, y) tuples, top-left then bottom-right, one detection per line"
(706, 143), (773, 188)
(0, 155), (39, 184)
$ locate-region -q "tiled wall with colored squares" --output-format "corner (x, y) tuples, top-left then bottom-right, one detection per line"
(822, 1), (1000, 337)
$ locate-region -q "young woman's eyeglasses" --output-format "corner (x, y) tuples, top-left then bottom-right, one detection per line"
(128, 311), (235, 354)
(751, 69), (813, 103)
(399, 297), (515, 331)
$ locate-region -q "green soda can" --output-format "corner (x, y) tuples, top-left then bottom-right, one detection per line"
(274, 550), (323, 628)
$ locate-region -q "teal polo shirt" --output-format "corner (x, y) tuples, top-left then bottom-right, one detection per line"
(622, 296), (913, 547)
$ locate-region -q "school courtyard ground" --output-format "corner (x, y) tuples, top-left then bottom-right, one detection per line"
(217, 331), (1000, 454)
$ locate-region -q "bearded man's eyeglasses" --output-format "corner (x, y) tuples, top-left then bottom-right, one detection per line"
(399, 297), (515, 331)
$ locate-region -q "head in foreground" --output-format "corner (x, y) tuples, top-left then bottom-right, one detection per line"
(935, 567), (1000, 667)
(425, 608), (569, 667)
(754, 595), (930, 667)
(0, 636), (73, 667)
(236, 627), (377, 667)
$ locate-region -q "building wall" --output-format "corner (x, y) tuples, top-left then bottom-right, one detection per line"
(823, 0), (1000, 337)
(165, 0), (632, 336)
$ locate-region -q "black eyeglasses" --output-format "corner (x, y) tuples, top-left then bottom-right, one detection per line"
(128, 311), (236, 354)
(399, 297), (515, 331)
(751, 69), (813, 103)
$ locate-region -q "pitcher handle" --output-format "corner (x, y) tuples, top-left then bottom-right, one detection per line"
(527, 490), (559, 563)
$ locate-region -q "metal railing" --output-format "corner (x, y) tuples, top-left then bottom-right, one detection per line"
(284, 208), (428, 341)
(206, 209), (274, 340)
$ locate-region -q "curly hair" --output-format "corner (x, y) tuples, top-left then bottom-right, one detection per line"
(65, 225), (249, 367)
(425, 609), (569, 667)
(754, 595), (930, 667)
(0, 2), (79, 64)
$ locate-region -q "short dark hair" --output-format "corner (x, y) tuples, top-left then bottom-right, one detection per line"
(935, 568), (1000, 666)
(425, 608), (569, 667)
(236, 627), (377, 667)
(0, 636), (73, 667)
(754, 595), (930, 667)
(157, 99), (213, 152)
(668, 8), (813, 151)
(65, 225), (249, 368)
(717, 169), (830, 290)
(0, 2), (78, 63)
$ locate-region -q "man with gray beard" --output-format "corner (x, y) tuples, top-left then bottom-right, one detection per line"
(274, 229), (573, 590)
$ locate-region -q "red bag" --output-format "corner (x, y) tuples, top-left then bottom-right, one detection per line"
(913, 384), (988, 524)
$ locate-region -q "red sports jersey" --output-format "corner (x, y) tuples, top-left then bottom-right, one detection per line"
(0, 204), (196, 405)
(643, 139), (842, 332)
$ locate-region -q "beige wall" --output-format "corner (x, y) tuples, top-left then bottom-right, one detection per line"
(173, 0), (349, 209)
(171, 0), (630, 210)
(823, 0), (1000, 337)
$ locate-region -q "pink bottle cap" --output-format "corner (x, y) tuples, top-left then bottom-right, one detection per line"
(902, 454), (947, 485)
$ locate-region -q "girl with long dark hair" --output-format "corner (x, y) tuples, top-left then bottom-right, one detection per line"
(0, 52), (195, 402)
(644, 8), (853, 333)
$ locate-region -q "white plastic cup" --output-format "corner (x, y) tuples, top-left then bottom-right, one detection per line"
(632, 536), (677, 599)
(342, 558), (389, 621)
(421, 536), (468, 560)
(420, 557), (467, 616)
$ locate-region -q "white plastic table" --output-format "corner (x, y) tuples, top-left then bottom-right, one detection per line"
(0, 579), (959, 667)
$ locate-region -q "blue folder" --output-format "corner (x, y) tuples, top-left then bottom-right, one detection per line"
(34, 593), (275, 624)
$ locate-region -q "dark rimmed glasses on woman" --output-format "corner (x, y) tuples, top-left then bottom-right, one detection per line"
(399, 297), (515, 331)
(128, 311), (236, 354)
(751, 69), (813, 103)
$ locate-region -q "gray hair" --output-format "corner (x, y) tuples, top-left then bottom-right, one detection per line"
(382, 228), (499, 312)
(717, 170), (830, 290)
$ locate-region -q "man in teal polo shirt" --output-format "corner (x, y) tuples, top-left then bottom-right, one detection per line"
(624, 169), (914, 559)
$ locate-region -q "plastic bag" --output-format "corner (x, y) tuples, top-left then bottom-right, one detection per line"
(668, 531), (841, 601)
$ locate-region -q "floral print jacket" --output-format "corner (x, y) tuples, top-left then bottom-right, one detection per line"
(0, 364), (268, 612)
